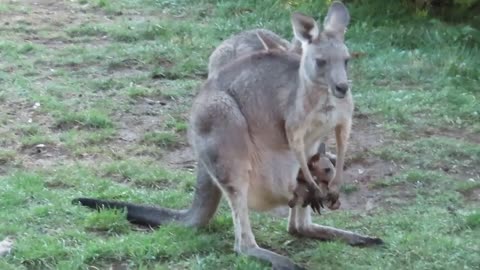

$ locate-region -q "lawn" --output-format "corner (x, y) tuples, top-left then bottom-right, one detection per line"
(0, 0), (479, 269)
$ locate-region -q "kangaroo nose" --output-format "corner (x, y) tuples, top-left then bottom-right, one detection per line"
(335, 83), (349, 94)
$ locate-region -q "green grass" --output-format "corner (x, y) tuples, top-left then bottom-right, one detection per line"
(340, 183), (358, 194)
(455, 180), (480, 194)
(20, 134), (55, 148)
(126, 85), (154, 99)
(0, 0), (479, 269)
(83, 208), (131, 234)
(0, 149), (16, 165)
(142, 131), (180, 149)
(373, 137), (480, 173)
(101, 159), (195, 189)
(55, 110), (114, 129)
(466, 211), (480, 229)
(16, 124), (41, 136)
(59, 128), (116, 155)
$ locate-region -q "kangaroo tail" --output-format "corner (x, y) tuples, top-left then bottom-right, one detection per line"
(71, 164), (222, 228)
(71, 197), (187, 227)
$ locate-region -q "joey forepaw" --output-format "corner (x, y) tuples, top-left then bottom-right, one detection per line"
(326, 190), (341, 210)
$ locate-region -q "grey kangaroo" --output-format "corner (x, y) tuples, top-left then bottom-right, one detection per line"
(207, 27), (341, 174)
(208, 26), (339, 164)
(73, 2), (383, 269)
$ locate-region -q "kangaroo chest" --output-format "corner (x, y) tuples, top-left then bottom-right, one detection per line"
(303, 94), (352, 148)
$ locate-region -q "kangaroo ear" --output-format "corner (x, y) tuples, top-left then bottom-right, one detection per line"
(256, 31), (288, 52)
(317, 142), (326, 156)
(323, 1), (350, 40)
(310, 153), (320, 163)
(291, 12), (319, 44)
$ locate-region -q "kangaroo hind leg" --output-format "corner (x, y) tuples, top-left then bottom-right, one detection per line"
(290, 205), (383, 247)
(201, 147), (305, 270)
(182, 162), (223, 227)
(195, 101), (305, 270)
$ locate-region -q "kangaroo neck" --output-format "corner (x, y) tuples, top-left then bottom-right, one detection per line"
(293, 67), (329, 116)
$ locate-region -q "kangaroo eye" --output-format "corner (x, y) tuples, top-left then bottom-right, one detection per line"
(316, 59), (327, 68)
(344, 59), (349, 67)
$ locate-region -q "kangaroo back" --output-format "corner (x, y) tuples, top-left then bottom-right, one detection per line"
(207, 28), (295, 78)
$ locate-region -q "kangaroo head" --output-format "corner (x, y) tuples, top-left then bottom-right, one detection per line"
(308, 143), (336, 187)
(291, 1), (351, 99)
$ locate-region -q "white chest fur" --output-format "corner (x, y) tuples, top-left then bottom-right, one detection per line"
(304, 92), (353, 149)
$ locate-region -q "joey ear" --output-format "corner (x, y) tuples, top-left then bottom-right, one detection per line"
(323, 1), (350, 40)
(291, 12), (320, 44)
(256, 31), (288, 52)
(317, 142), (326, 156)
(310, 153), (320, 163)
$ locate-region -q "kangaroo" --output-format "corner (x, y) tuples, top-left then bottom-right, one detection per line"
(288, 143), (336, 213)
(209, 28), (340, 212)
(73, 2), (383, 269)
(208, 27), (339, 169)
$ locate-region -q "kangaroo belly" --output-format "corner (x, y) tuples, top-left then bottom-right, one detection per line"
(246, 149), (300, 211)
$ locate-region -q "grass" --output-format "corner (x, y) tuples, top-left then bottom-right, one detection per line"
(0, 0), (478, 269)
(16, 124), (41, 137)
(373, 137), (480, 174)
(55, 110), (114, 129)
(0, 150), (16, 165)
(142, 131), (180, 149)
(101, 159), (195, 189)
(126, 85), (154, 99)
(466, 211), (480, 229)
(59, 128), (116, 155)
(20, 134), (55, 149)
(340, 183), (358, 194)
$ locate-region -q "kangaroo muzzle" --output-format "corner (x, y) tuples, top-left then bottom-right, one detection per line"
(333, 82), (349, 98)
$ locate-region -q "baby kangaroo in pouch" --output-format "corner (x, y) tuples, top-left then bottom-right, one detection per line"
(288, 143), (337, 213)
(73, 2), (383, 269)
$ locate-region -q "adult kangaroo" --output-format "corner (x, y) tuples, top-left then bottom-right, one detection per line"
(208, 27), (343, 189)
(73, 2), (383, 269)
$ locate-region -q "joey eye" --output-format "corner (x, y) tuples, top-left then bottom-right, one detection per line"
(316, 59), (327, 68)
